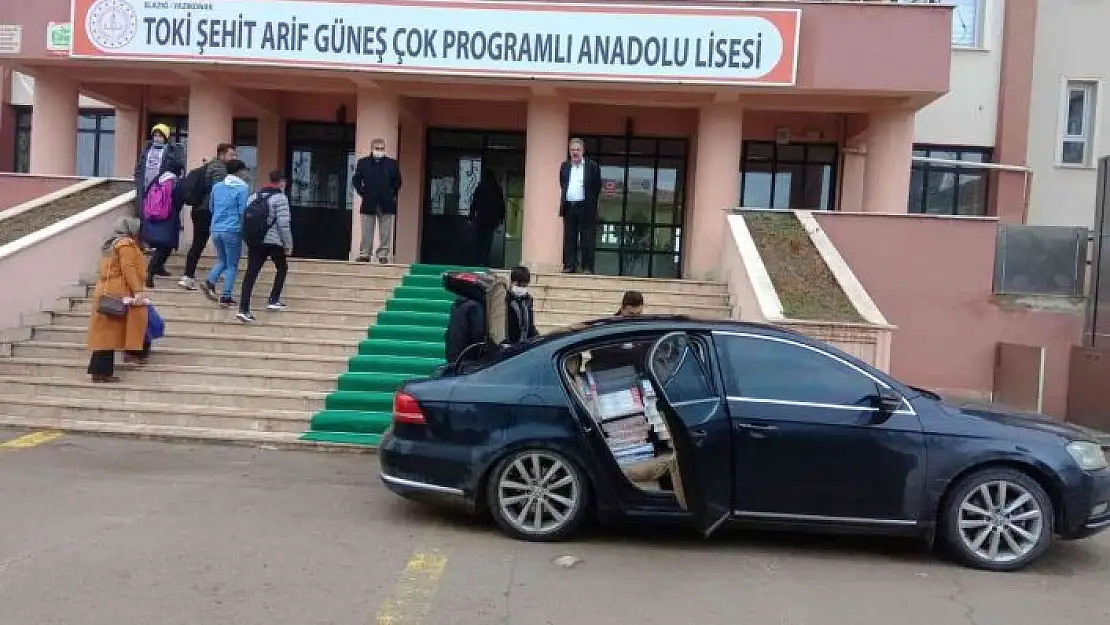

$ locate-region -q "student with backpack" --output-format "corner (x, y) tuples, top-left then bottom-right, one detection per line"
(505, 265), (539, 344)
(199, 159), (250, 307)
(178, 143), (237, 290)
(236, 171), (294, 323)
(139, 163), (186, 287)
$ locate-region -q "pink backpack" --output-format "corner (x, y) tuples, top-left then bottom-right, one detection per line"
(143, 178), (174, 222)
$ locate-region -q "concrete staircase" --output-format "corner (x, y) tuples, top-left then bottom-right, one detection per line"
(0, 254), (731, 445)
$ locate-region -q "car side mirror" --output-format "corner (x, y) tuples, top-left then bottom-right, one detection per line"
(875, 385), (904, 417)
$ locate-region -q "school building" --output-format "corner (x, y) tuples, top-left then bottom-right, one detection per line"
(1, 0), (1019, 280)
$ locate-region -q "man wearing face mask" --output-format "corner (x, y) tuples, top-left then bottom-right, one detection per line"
(132, 123), (184, 219)
(505, 265), (539, 345)
(351, 137), (403, 263)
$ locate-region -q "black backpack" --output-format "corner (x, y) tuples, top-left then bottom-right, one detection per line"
(242, 189), (279, 249)
(180, 165), (209, 207)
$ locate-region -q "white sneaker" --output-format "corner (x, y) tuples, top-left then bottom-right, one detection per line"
(266, 302), (289, 311)
(178, 276), (196, 290)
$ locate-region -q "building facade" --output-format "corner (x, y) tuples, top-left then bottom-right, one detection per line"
(0, 0), (958, 278)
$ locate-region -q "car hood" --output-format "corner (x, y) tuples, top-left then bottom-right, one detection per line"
(944, 402), (1095, 441)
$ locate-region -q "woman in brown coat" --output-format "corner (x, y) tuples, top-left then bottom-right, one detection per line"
(86, 217), (151, 383)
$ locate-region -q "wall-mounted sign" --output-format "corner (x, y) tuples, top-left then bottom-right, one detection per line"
(47, 22), (72, 53)
(69, 0), (800, 86)
(0, 24), (21, 54)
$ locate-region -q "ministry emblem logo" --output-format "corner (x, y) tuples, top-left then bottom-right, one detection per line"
(86, 0), (139, 50)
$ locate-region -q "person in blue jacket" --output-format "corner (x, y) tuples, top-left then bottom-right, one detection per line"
(200, 159), (251, 307)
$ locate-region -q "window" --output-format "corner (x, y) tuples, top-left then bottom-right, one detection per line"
(716, 334), (877, 408)
(76, 110), (116, 177)
(891, 0), (983, 48)
(907, 145), (992, 216)
(13, 106), (31, 173)
(739, 141), (837, 211)
(1059, 81), (1098, 167)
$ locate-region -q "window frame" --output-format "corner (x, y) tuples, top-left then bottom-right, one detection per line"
(76, 108), (116, 177)
(738, 140), (839, 212)
(1057, 80), (1099, 168)
(711, 331), (915, 415)
(12, 105), (32, 173)
(907, 144), (993, 216)
(889, 0), (985, 49)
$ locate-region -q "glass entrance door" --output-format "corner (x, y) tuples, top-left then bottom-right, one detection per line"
(581, 136), (688, 278)
(285, 122), (356, 260)
(422, 129), (526, 268)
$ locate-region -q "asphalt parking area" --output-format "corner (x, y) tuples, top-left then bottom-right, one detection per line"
(1, 429), (1107, 625)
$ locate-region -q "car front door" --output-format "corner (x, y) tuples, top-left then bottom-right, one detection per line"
(713, 331), (926, 527)
(645, 332), (733, 536)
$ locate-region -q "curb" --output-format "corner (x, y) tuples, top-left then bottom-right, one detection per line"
(0, 419), (378, 455)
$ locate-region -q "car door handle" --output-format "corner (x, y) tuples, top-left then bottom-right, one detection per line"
(736, 423), (778, 432)
(690, 430), (708, 447)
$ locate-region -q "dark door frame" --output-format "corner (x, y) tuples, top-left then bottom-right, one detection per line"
(284, 120), (357, 260)
(575, 134), (690, 279)
(420, 127), (527, 268)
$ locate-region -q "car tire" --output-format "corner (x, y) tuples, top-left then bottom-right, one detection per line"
(486, 448), (589, 542)
(941, 467), (1054, 572)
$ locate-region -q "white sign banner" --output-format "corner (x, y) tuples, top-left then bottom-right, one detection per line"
(70, 0), (801, 85)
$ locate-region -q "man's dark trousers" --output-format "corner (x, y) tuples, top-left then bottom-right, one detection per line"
(562, 201), (596, 272)
(240, 244), (289, 312)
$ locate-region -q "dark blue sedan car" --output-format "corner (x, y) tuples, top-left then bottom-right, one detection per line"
(379, 316), (1110, 572)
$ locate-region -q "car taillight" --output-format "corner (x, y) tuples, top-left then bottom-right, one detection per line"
(393, 392), (426, 425)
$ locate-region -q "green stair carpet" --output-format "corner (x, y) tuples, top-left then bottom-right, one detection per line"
(302, 263), (480, 446)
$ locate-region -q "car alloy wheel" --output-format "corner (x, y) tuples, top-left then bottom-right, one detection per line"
(489, 449), (586, 541)
(943, 468), (1053, 571)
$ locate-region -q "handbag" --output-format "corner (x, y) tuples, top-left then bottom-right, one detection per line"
(97, 295), (128, 317)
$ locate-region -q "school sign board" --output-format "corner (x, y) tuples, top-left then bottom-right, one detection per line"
(69, 0), (801, 86)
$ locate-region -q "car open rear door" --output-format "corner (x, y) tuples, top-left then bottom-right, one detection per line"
(645, 331), (732, 536)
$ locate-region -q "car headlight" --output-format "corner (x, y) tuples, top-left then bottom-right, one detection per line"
(1066, 441), (1109, 471)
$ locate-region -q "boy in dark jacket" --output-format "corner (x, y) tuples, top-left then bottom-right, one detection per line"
(505, 265), (539, 344)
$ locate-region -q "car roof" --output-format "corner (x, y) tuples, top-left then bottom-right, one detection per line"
(516, 314), (808, 352)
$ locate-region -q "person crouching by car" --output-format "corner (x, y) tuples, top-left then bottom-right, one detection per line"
(87, 217), (151, 383)
(505, 265), (539, 345)
(445, 290), (487, 367)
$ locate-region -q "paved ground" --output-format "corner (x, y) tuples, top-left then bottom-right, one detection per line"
(1, 428), (1108, 625)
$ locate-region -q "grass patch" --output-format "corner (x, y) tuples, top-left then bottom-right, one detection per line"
(0, 181), (133, 248)
(743, 211), (864, 323)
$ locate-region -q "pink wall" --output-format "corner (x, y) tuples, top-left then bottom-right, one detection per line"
(814, 212), (1083, 418)
(0, 194), (133, 331)
(0, 174), (88, 211)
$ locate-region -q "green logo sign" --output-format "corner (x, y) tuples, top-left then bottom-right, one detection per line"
(47, 22), (71, 52)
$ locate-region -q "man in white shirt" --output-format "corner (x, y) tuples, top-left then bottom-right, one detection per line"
(558, 137), (603, 273)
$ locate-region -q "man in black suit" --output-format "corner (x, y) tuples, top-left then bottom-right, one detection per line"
(351, 137), (403, 263)
(558, 137), (603, 273)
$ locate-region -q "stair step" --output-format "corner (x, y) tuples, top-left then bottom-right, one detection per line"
(164, 256), (408, 277)
(69, 300), (378, 327)
(32, 326), (358, 357)
(393, 286), (456, 302)
(367, 324), (445, 343)
(325, 390), (394, 412)
(11, 342), (350, 375)
(385, 298), (454, 314)
(0, 394), (308, 434)
(376, 310), (450, 327)
(162, 266), (404, 287)
(348, 354), (445, 375)
(357, 339), (445, 359)
(0, 376), (327, 412)
(337, 372), (421, 393)
(49, 312), (369, 342)
(155, 282), (395, 300)
(310, 409), (393, 435)
(0, 358), (338, 392)
(138, 290), (388, 313)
